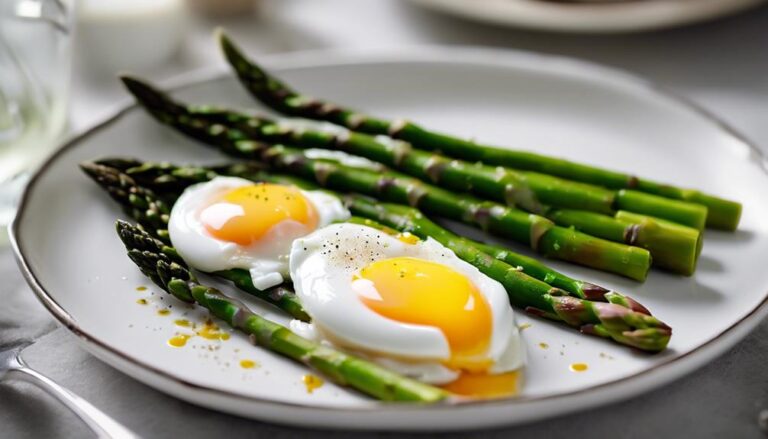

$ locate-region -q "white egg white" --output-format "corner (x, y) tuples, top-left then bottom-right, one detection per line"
(303, 149), (383, 171)
(168, 176), (349, 290)
(289, 223), (526, 384)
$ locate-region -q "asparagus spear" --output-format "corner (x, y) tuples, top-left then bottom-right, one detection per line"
(219, 102), (706, 230)
(98, 157), (650, 310)
(118, 80), (655, 280)
(99, 160), (671, 351)
(201, 105), (707, 231)
(86, 159), (608, 314)
(288, 154), (700, 275)
(81, 162), (310, 322)
(119, 76), (702, 275)
(218, 30), (740, 231)
(114, 137), (652, 282)
(90, 159), (671, 351)
(342, 207), (672, 353)
(116, 220), (449, 402)
(343, 200), (650, 315)
(115, 197), (670, 352)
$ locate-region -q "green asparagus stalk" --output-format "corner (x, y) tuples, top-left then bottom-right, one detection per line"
(82, 161), (173, 244)
(98, 157), (651, 310)
(119, 76), (702, 275)
(343, 201), (650, 315)
(218, 31), (740, 231)
(546, 209), (701, 275)
(222, 107), (707, 231)
(88, 159), (626, 315)
(298, 156), (700, 276)
(118, 79), (655, 280)
(338, 204), (671, 351)
(93, 158), (290, 203)
(105, 162), (671, 350)
(81, 162), (310, 322)
(85, 158), (627, 311)
(117, 220), (449, 402)
(206, 98), (707, 230)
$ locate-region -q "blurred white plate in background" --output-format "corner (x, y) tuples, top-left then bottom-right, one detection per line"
(11, 47), (768, 430)
(408, 0), (767, 32)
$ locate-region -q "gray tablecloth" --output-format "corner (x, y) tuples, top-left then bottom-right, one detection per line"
(3, 1), (768, 437)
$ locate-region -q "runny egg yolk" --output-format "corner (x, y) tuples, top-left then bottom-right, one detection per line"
(357, 257), (521, 399)
(201, 183), (318, 246)
(357, 257), (493, 371)
(441, 370), (521, 399)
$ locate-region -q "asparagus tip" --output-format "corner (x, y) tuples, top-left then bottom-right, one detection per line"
(79, 161), (117, 185)
(217, 29), (235, 54)
(78, 160), (99, 176)
(213, 26), (228, 46)
(579, 282), (610, 301)
(549, 296), (671, 351)
(119, 75), (180, 115)
(215, 28), (250, 71)
(80, 161), (135, 191)
(622, 296), (651, 316)
(115, 219), (137, 246)
(93, 157), (143, 172)
(119, 74), (148, 95)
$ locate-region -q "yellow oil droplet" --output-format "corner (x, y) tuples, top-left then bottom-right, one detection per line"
(518, 323), (532, 331)
(136, 286), (147, 291)
(136, 299), (148, 305)
(570, 363), (589, 372)
(167, 335), (190, 348)
(538, 342), (549, 349)
(174, 319), (191, 327)
(302, 374), (324, 394)
(197, 321), (230, 341)
(395, 232), (420, 245)
(240, 359), (258, 369)
(157, 309), (171, 316)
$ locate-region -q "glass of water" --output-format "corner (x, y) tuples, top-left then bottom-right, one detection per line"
(0, 0), (73, 243)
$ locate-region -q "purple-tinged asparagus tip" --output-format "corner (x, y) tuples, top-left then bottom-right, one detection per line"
(583, 283), (653, 316)
(580, 324), (598, 336)
(580, 282), (610, 301)
(623, 296), (651, 316)
(525, 306), (548, 318)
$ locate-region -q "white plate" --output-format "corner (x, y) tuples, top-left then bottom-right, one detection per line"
(11, 47), (768, 431)
(409, 0), (766, 33)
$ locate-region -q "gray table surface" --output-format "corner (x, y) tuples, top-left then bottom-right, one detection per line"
(3, 1), (768, 437)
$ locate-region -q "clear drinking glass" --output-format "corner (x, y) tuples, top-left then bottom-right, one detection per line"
(0, 0), (73, 243)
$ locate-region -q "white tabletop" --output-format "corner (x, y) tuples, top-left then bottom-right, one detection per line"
(3, 0), (768, 437)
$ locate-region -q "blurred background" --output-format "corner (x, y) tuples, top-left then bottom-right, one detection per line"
(1, 0), (768, 437)
(69, 0), (768, 136)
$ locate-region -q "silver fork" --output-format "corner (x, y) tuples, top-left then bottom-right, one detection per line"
(0, 341), (139, 438)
